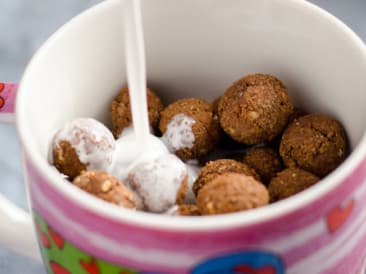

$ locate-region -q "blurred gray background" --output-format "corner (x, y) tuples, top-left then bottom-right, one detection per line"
(0, 0), (365, 273)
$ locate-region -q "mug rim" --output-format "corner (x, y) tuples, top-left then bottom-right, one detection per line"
(16, 0), (366, 231)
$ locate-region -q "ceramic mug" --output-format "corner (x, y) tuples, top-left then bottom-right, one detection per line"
(1, 0), (366, 273)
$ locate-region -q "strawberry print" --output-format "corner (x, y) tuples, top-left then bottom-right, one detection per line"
(50, 261), (71, 274)
(80, 258), (100, 274)
(48, 226), (65, 249)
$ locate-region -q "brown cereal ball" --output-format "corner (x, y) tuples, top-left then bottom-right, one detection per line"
(73, 171), (137, 209)
(110, 86), (163, 138)
(280, 114), (347, 177)
(52, 118), (115, 180)
(268, 168), (320, 202)
(127, 153), (188, 213)
(178, 204), (201, 216)
(159, 98), (221, 160)
(193, 159), (259, 195)
(197, 173), (269, 215)
(53, 141), (86, 180)
(243, 146), (284, 184)
(218, 74), (293, 145)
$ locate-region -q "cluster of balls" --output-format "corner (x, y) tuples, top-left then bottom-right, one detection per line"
(51, 74), (348, 216)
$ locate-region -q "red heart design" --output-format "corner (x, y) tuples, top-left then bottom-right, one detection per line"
(0, 83), (4, 92)
(80, 258), (100, 274)
(35, 223), (51, 249)
(234, 265), (276, 274)
(326, 199), (355, 233)
(0, 96), (5, 109)
(50, 261), (71, 274)
(48, 227), (65, 249)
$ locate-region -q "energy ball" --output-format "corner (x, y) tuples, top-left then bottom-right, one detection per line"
(127, 153), (188, 213)
(243, 146), (284, 184)
(268, 168), (320, 202)
(193, 159), (259, 195)
(73, 171), (137, 209)
(218, 74), (293, 145)
(159, 98), (221, 161)
(110, 86), (163, 138)
(52, 118), (115, 180)
(280, 114), (347, 177)
(197, 173), (269, 215)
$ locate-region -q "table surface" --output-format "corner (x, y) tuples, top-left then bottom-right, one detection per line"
(0, 0), (365, 273)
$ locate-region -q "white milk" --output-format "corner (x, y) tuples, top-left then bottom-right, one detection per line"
(127, 153), (188, 213)
(162, 114), (196, 153)
(110, 130), (168, 181)
(52, 118), (115, 171)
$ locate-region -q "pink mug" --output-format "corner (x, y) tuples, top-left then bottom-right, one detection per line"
(1, 0), (366, 273)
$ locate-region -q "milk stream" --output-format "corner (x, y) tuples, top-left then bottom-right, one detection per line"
(122, 0), (150, 151)
(111, 1), (200, 209)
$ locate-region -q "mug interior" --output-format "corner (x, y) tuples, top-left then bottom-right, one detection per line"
(17, 0), (366, 228)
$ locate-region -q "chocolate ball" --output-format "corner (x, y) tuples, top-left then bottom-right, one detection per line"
(280, 114), (347, 177)
(243, 146), (283, 184)
(197, 173), (269, 215)
(110, 86), (163, 138)
(268, 168), (320, 202)
(218, 74), (293, 145)
(193, 159), (259, 195)
(73, 170), (137, 209)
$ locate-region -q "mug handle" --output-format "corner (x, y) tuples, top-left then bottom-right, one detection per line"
(0, 83), (41, 260)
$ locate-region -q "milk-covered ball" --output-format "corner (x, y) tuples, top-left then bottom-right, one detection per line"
(127, 153), (188, 213)
(159, 98), (221, 161)
(52, 118), (115, 179)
